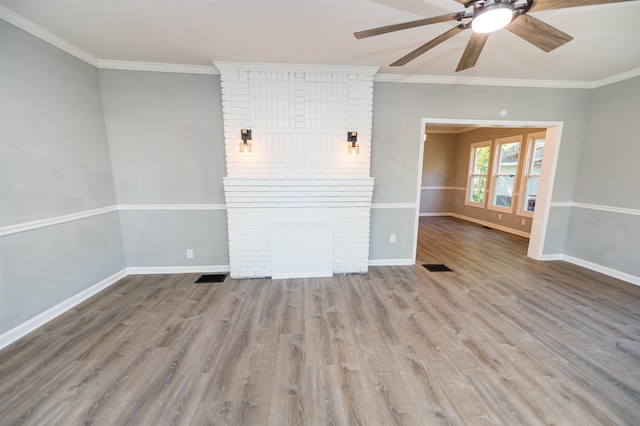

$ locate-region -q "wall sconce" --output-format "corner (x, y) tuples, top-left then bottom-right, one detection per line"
(240, 129), (252, 153)
(347, 131), (359, 156)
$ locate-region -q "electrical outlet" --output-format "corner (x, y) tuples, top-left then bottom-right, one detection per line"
(186, 249), (194, 259)
(521, 218), (526, 225)
(390, 234), (396, 244)
(498, 214), (502, 220)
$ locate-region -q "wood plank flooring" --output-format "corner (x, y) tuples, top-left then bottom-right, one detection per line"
(1, 216), (639, 425)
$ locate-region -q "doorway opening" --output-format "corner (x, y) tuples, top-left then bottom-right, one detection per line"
(412, 118), (564, 263)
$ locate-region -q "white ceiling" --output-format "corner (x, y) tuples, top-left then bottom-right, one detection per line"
(2, 0), (640, 83)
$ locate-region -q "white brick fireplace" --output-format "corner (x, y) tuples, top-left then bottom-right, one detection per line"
(214, 62), (377, 279)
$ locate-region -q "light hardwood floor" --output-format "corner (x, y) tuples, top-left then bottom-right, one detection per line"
(1, 217), (639, 425)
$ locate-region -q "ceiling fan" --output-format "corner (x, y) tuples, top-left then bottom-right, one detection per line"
(354, 0), (634, 72)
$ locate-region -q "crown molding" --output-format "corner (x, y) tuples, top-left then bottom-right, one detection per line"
(118, 204), (227, 210)
(0, 5), (98, 67)
(213, 61), (379, 76)
(2, 6), (637, 86)
(375, 68), (640, 89)
(591, 68), (640, 89)
(98, 60), (218, 75)
(374, 73), (593, 89)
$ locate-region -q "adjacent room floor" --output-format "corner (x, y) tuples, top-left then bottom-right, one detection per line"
(1, 217), (639, 425)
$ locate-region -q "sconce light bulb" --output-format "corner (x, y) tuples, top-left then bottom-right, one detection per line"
(239, 141), (252, 153)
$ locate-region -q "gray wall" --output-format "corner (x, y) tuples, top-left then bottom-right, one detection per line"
(370, 82), (592, 260)
(1, 213), (125, 331)
(119, 210), (229, 267)
(99, 70), (229, 267)
(574, 77), (640, 208)
(2, 16), (638, 337)
(0, 21), (125, 334)
(565, 76), (640, 277)
(370, 208), (416, 261)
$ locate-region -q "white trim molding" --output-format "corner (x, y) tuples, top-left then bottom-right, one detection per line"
(420, 212), (532, 237)
(118, 204), (227, 211)
(0, 5), (98, 67)
(371, 203), (417, 209)
(0, 205), (118, 237)
(0, 268), (127, 350)
(98, 60), (218, 75)
(562, 255), (640, 287)
(369, 258), (414, 266)
(127, 265), (230, 275)
(539, 254), (640, 287)
(0, 265), (235, 350)
(550, 201), (640, 216)
(0, 204), (228, 237)
(549, 201), (573, 208)
(2, 5), (638, 86)
(374, 73), (593, 89)
(375, 67), (640, 89)
(449, 213), (531, 238)
(592, 68), (640, 89)
(421, 186), (466, 191)
(213, 61), (379, 76)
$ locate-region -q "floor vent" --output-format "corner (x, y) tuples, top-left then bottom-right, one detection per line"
(194, 274), (228, 284)
(422, 264), (453, 272)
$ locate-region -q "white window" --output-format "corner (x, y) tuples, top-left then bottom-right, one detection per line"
(488, 136), (522, 212)
(518, 132), (545, 217)
(465, 141), (491, 207)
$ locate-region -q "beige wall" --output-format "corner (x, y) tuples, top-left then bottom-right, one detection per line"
(421, 127), (545, 236)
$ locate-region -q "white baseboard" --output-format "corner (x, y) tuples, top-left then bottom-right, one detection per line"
(4, 253), (634, 353)
(449, 213), (531, 238)
(419, 212), (531, 238)
(0, 268), (128, 350)
(538, 254), (563, 261)
(272, 271), (333, 279)
(369, 258), (415, 266)
(561, 255), (640, 287)
(0, 266), (231, 350)
(538, 254), (639, 287)
(127, 265), (230, 275)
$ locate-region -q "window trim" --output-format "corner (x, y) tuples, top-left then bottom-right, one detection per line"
(517, 131), (546, 218)
(465, 140), (492, 208)
(487, 135), (523, 214)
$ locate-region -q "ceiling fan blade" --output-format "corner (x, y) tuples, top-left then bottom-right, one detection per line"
(530, 0), (633, 13)
(456, 32), (489, 72)
(390, 25), (466, 66)
(506, 14), (573, 52)
(354, 12), (462, 39)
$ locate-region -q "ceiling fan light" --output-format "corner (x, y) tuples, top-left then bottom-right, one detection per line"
(472, 5), (514, 34)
